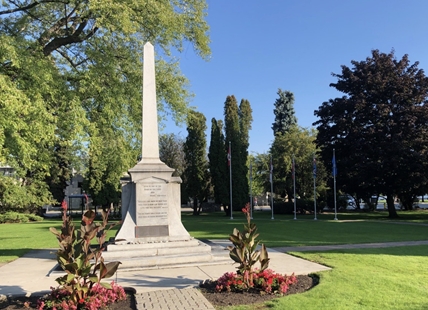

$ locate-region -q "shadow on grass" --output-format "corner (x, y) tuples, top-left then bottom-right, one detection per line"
(0, 248), (56, 261)
(290, 244), (428, 257)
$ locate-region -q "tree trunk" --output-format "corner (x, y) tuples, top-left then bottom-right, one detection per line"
(386, 194), (398, 218)
(398, 194), (414, 210)
(192, 197), (199, 215)
(224, 205), (231, 216)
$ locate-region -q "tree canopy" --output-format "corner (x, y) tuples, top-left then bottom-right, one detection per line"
(314, 49), (428, 217)
(270, 126), (326, 202)
(0, 0), (211, 211)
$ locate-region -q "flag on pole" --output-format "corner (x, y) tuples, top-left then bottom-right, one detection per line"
(313, 155), (317, 178)
(332, 151), (337, 177)
(269, 156), (273, 184)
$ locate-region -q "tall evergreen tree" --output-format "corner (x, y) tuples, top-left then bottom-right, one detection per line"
(272, 89), (297, 135)
(224, 95), (240, 215)
(223, 95), (253, 213)
(238, 99), (253, 210)
(183, 111), (208, 215)
(208, 118), (229, 205)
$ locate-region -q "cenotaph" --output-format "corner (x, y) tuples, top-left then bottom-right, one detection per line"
(103, 42), (226, 270)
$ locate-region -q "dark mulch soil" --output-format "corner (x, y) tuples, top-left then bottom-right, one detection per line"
(0, 292), (136, 310)
(199, 274), (319, 308)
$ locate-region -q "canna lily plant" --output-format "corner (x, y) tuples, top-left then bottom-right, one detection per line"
(49, 200), (121, 304)
(227, 203), (270, 287)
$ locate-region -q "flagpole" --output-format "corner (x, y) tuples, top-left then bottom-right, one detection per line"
(313, 154), (317, 220)
(250, 161), (253, 219)
(270, 155), (274, 220)
(293, 155), (297, 220)
(333, 149), (338, 220)
(229, 141), (233, 220)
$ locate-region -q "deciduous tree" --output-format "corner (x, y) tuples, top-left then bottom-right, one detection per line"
(159, 133), (188, 203)
(270, 127), (327, 202)
(314, 50), (428, 217)
(0, 0), (211, 211)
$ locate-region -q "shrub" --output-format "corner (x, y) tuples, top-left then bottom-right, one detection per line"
(0, 212), (43, 223)
(273, 199), (314, 214)
(27, 214), (44, 222)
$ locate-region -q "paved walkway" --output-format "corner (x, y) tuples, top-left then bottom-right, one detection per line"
(135, 289), (215, 310)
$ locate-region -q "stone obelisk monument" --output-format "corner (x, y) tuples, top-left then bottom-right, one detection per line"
(104, 43), (224, 270)
(115, 42), (191, 242)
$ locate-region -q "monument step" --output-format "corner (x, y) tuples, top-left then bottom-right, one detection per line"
(106, 239), (202, 252)
(111, 252), (232, 272)
(103, 242), (212, 260)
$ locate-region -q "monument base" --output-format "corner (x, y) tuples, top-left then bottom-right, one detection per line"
(115, 161), (191, 243)
(103, 239), (230, 271)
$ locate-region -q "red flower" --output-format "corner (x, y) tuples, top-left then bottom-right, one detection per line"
(242, 203), (250, 215)
(61, 200), (68, 212)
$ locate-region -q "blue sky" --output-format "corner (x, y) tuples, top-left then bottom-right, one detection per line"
(163, 0), (428, 154)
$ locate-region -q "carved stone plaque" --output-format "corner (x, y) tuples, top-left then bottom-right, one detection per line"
(135, 225), (169, 238)
(135, 180), (169, 227)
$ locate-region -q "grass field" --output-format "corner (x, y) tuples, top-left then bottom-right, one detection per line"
(0, 218), (120, 263)
(1, 210), (428, 309)
(1, 210), (428, 263)
(182, 210), (428, 247)
(225, 246), (428, 310)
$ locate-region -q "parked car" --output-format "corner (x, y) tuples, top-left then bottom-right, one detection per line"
(338, 194), (356, 210)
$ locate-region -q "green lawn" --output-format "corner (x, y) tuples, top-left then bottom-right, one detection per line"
(0, 217), (119, 263)
(182, 210), (428, 247)
(183, 210), (428, 310)
(226, 246), (428, 310)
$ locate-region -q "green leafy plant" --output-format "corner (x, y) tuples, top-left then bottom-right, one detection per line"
(227, 203), (270, 287)
(48, 200), (121, 305)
